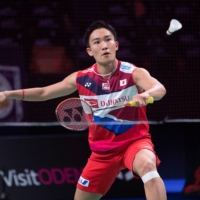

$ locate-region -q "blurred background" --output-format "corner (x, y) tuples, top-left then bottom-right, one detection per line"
(0, 0), (199, 199)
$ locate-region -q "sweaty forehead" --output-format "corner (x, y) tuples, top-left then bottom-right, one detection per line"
(89, 28), (113, 41)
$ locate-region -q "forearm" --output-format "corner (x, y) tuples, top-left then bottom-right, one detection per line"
(144, 84), (166, 101)
(4, 88), (46, 101)
(1, 72), (78, 103)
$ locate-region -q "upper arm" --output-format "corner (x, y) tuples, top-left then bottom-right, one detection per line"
(133, 68), (163, 91)
(42, 71), (78, 100)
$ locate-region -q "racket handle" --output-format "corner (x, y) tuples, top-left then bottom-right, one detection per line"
(128, 97), (154, 106)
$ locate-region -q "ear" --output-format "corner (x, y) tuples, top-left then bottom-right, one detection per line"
(86, 47), (93, 56)
(115, 41), (119, 51)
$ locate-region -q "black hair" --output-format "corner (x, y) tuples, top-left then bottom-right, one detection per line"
(83, 20), (117, 47)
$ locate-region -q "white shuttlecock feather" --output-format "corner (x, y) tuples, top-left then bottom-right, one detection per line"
(167, 19), (182, 35)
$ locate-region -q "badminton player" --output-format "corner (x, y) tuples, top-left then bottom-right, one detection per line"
(0, 20), (167, 200)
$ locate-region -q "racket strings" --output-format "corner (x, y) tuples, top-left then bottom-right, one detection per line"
(56, 99), (93, 131)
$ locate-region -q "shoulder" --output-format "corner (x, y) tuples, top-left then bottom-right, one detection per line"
(78, 65), (94, 76)
(132, 67), (152, 83)
(133, 67), (150, 76)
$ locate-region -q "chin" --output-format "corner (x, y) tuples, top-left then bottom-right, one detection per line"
(97, 56), (114, 65)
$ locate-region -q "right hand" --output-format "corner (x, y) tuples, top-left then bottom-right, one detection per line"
(132, 92), (151, 107)
(0, 92), (7, 109)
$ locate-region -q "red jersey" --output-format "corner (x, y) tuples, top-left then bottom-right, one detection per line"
(76, 60), (151, 152)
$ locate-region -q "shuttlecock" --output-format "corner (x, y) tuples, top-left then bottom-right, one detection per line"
(166, 19), (182, 35)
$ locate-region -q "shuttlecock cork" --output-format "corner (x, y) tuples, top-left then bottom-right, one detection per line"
(167, 19), (182, 35)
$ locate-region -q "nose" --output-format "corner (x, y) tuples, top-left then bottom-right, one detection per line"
(101, 41), (108, 50)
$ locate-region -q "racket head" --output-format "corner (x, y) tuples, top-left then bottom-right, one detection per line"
(55, 98), (93, 131)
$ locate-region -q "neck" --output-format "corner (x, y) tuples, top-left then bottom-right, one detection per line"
(96, 60), (118, 77)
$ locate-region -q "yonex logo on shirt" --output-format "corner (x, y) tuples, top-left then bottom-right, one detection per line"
(78, 176), (90, 187)
(85, 82), (91, 87)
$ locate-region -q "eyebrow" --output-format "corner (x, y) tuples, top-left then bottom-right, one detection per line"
(91, 35), (112, 42)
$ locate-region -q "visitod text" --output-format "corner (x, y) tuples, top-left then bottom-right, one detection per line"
(0, 167), (83, 187)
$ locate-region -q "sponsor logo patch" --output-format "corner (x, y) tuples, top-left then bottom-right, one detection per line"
(84, 99), (99, 108)
(102, 82), (110, 90)
(78, 176), (90, 187)
(121, 66), (131, 70)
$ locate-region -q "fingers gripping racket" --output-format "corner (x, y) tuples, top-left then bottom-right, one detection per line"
(55, 97), (154, 131)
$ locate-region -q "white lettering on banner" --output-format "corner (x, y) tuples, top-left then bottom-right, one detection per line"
(0, 169), (40, 187)
(0, 167), (82, 187)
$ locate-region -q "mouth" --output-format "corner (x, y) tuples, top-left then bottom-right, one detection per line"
(102, 52), (110, 56)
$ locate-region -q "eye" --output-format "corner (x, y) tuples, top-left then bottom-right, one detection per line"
(94, 41), (99, 44)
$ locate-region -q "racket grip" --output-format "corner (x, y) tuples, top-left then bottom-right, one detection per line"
(129, 97), (154, 106)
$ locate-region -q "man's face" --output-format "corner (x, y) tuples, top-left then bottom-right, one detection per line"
(86, 28), (119, 65)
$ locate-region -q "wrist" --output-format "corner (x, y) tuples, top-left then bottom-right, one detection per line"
(21, 89), (25, 100)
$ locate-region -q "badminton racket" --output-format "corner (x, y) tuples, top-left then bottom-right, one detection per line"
(55, 97), (154, 131)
